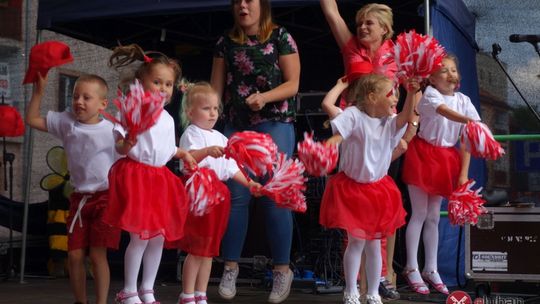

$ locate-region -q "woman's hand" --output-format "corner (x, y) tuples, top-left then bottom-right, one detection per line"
(246, 91), (266, 111)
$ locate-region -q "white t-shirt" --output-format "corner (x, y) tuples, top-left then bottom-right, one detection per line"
(179, 124), (239, 181)
(331, 106), (406, 183)
(47, 111), (116, 192)
(113, 111), (177, 167)
(417, 85), (481, 147)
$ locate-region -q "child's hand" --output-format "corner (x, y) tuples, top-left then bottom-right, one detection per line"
(458, 175), (469, 187)
(206, 146), (224, 158)
(337, 76), (349, 88)
(404, 76), (421, 93)
(182, 152), (197, 171)
(115, 136), (137, 155)
(249, 181), (263, 197)
(34, 72), (48, 94)
(325, 137), (341, 147)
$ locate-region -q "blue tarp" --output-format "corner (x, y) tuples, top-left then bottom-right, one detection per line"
(432, 0), (483, 288)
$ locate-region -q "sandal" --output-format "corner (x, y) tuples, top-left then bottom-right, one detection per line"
(194, 295), (207, 304)
(422, 270), (449, 295)
(177, 297), (196, 304)
(402, 268), (430, 295)
(115, 290), (142, 304)
(138, 289), (160, 304)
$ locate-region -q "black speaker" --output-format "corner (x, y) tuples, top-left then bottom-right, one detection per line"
(295, 92), (332, 141)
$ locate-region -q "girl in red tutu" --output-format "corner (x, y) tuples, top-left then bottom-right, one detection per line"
(104, 44), (197, 304)
(401, 55), (480, 295)
(171, 82), (261, 304)
(320, 73), (418, 304)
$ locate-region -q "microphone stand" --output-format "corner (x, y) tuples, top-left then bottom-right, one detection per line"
(491, 43), (540, 124)
(533, 43), (540, 58)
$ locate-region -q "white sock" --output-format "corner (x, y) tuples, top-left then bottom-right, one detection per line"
(181, 293), (195, 304)
(364, 240), (382, 296)
(122, 233), (147, 304)
(139, 235), (164, 303)
(343, 234), (365, 296)
(195, 291), (207, 304)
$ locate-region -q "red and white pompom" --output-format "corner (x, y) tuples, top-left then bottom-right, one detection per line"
(297, 132), (338, 177)
(461, 121), (505, 160)
(261, 153), (308, 212)
(225, 131), (278, 178)
(448, 179), (487, 226)
(185, 167), (227, 216)
(101, 80), (165, 141)
(390, 30), (446, 84)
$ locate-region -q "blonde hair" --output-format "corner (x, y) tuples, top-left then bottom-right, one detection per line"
(229, 0), (277, 44)
(356, 3), (394, 41)
(180, 81), (221, 130)
(347, 73), (392, 110)
(74, 74), (109, 99)
(108, 44), (182, 90)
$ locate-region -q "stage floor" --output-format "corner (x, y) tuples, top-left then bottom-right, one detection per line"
(1, 276), (459, 304)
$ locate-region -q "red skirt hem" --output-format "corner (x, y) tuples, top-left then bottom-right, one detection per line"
(103, 158), (188, 242)
(320, 173), (406, 240)
(401, 137), (460, 198)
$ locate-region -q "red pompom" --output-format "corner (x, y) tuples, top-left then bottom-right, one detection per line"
(225, 131), (278, 178)
(297, 132), (338, 177)
(101, 80), (165, 141)
(448, 179), (487, 226)
(389, 30), (446, 84)
(185, 167), (227, 216)
(261, 153), (308, 212)
(461, 121), (505, 160)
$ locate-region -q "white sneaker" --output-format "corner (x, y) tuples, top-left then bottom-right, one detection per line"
(218, 266), (239, 300)
(343, 292), (361, 304)
(365, 294), (383, 304)
(268, 269), (294, 303)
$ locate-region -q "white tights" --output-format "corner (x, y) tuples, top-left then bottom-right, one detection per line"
(405, 185), (441, 280)
(343, 233), (381, 297)
(123, 233), (164, 304)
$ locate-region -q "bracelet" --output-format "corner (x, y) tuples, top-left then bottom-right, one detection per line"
(409, 121), (419, 128)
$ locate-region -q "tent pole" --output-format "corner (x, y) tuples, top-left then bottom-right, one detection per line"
(424, 0), (431, 35)
(19, 3), (41, 282)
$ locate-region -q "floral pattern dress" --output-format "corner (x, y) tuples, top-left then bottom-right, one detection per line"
(214, 26), (298, 129)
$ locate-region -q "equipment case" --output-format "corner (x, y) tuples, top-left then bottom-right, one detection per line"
(465, 206), (540, 283)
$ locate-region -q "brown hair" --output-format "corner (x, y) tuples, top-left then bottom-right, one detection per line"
(229, 0), (277, 44)
(180, 81), (221, 129)
(108, 44), (182, 88)
(347, 73), (392, 110)
(74, 74), (109, 99)
(428, 53), (461, 85)
(356, 3), (394, 41)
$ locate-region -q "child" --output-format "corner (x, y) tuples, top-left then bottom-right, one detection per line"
(26, 73), (121, 304)
(103, 44), (197, 304)
(170, 81), (261, 304)
(401, 55), (480, 295)
(319, 73), (419, 304)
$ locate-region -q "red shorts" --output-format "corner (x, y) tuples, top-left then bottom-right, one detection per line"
(67, 190), (121, 251)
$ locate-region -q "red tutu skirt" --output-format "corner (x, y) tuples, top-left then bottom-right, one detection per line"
(402, 137), (460, 198)
(103, 158), (188, 241)
(320, 173), (406, 240)
(166, 179), (231, 257)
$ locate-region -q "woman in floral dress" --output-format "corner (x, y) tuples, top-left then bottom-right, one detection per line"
(210, 0), (300, 303)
